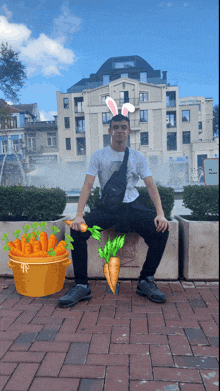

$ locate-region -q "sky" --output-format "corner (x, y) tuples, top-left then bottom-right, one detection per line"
(0, 0), (219, 121)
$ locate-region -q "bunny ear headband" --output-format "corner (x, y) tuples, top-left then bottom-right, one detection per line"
(105, 97), (135, 117)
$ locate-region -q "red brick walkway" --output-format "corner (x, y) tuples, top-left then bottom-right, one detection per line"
(0, 278), (219, 391)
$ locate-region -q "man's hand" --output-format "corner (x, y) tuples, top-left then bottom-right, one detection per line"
(154, 214), (170, 233)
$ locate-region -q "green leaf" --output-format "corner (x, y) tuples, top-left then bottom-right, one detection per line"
(65, 243), (74, 250)
(22, 224), (31, 234)
(3, 244), (10, 251)
(1, 234), (9, 243)
(39, 222), (47, 232)
(92, 225), (103, 231)
(50, 225), (60, 235)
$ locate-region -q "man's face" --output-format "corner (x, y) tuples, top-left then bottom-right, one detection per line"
(109, 120), (131, 144)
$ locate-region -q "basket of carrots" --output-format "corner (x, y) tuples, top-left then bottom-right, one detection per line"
(1, 222), (74, 297)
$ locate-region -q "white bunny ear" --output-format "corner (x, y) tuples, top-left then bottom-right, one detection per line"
(105, 97), (118, 115)
(121, 103), (135, 116)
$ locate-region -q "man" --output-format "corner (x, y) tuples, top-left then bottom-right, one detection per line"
(58, 114), (170, 308)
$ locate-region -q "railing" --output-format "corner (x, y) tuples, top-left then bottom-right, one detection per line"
(76, 127), (85, 134)
(179, 99), (198, 106)
(75, 106), (84, 113)
(166, 122), (177, 128)
(166, 100), (176, 108)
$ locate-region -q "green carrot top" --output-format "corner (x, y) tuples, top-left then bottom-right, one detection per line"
(98, 234), (126, 263)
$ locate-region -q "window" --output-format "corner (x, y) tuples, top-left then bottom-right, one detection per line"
(64, 117), (70, 128)
(198, 104), (201, 111)
(74, 97), (84, 113)
(103, 75), (110, 85)
(76, 118), (85, 133)
(198, 122), (202, 129)
(167, 132), (177, 151)
(182, 131), (191, 144)
(140, 110), (148, 122)
(63, 98), (69, 109)
(103, 134), (111, 147)
(113, 61), (135, 69)
(11, 117), (17, 128)
(140, 72), (147, 82)
(182, 110), (190, 122)
(120, 91), (129, 104)
(77, 137), (86, 155)
(121, 73), (128, 78)
(12, 139), (19, 152)
(166, 91), (176, 107)
(102, 113), (111, 124)
(139, 93), (148, 102)
(47, 132), (57, 147)
(66, 138), (71, 150)
(2, 140), (7, 153)
(101, 95), (109, 105)
(28, 136), (36, 151)
(140, 132), (149, 145)
(166, 112), (176, 128)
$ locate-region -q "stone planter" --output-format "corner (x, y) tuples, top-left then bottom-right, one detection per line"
(0, 216), (69, 276)
(174, 215), (219, 280)
(65, 218), (179, 280)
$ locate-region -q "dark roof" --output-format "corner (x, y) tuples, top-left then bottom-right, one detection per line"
(96, 55), (156, 74)
(11, 104), (37, 114)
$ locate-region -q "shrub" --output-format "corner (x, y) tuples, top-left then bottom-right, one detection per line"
(85, 185), (175, 220)
(0, 185), (67, 221)
(182, 185), (219, 220)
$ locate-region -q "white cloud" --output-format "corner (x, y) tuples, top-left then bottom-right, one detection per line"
(0, 4), (80, 77)
(39, 110), (57, 121)
(167, 2), (172, 6)
(183, 3), (188, 6)
(2, 4), (12, 20)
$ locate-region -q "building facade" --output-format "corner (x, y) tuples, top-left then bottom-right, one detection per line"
(57, 55), (218, 187)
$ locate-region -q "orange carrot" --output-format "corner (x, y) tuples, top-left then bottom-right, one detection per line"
(9, 247), (27, 257)
(53, 246), (66, 256)
(108, 257), (121, 294)
(40, 231), (48, 252)
(24, 243), (33, 256)
(14, 239), (22, 251)
(47, 235), (57, 251)
(8, 241), (15, 249)
(21, 236), (27, 253)
(30, 234), (36, 248)
(29, 250), (48, 257)
(33, 241), (42, 253)
(80, 223), (88, 232)
(56, 240), (66, 248)
(103, 263), (114, 293)
(63, 220), (73, 226)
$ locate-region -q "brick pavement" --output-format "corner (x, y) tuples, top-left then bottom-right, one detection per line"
(0, 278), (219, 391)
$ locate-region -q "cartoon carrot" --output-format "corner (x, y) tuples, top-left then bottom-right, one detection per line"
(63, 220), (102, 242)
(12, 229), (22, 251)
(39, 222), (48, 251)
(47, 225), (59, 251)
(98, 234), (126, 294)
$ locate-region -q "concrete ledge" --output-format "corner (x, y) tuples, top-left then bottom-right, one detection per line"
(175, 215), (219, 280)
(65, 218), (179, 280)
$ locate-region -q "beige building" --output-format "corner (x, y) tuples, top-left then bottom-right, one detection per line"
(56, 56), (218, 188)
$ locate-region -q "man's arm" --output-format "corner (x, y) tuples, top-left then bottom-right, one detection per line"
(76, 175), (96, 217)
(143, 176), (164, 216)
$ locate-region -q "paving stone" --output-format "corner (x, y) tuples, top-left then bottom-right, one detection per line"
(207, 336), (219, 347)
(64, 342), (89, 365)
(130, 381), (180, 391)
(179, 383), (206, 391)
(200, 369), (219, 390)
(4, 363), (39, 391)
(184, 328), (209, 345)
(35, 329), (58, 341)
(29, 377), (80, 390)
(188, 297), (207, 308)
(174, 355), (219, 370)
(78, 379), (104, 391)
(15, 333), (38, 344)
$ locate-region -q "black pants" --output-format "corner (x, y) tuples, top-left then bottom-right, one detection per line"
(70, 198), (169, 285)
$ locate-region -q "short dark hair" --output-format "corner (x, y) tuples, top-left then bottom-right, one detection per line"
(110, 113), (130, 129)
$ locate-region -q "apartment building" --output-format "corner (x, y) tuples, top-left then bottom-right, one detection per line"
(57, 55), (218, 186)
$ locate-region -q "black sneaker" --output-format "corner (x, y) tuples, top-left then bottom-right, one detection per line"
(136, 277), (167, 303)
(58, 284), (92, 308)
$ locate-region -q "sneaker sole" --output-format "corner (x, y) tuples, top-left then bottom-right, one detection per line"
(58, 293), (92, 308)
(136, 288), (166, 303)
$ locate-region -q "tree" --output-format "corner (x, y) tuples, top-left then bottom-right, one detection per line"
(0, 42), (27, 103)
(0, 99), (12, 130)
(213, 104), (219, 138)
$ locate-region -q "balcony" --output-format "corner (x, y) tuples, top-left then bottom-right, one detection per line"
(166, 100), (176, 108)
(166, 121), (177, 128)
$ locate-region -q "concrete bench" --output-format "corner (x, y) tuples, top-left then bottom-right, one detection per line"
(65, 218), (179, 280)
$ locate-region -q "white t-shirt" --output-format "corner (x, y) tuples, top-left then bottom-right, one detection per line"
(86, 145), (152, 203)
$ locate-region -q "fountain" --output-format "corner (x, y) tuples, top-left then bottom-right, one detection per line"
(0, 149), (27, 186)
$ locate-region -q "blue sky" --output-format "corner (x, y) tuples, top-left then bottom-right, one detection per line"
(0, 0), (218, 120)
